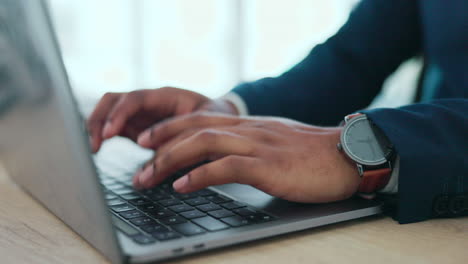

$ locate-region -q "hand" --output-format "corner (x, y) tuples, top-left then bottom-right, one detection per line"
(87, 87), (238, 152)
(134, 113), (361, 203)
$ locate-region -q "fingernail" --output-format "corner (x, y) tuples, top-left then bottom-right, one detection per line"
(137, 130), (151, 146)
(102, 121), (112, 138)
(173, 174), (190, 191)
(139, 164), (155, 186)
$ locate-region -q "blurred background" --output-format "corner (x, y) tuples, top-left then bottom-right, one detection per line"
(48, 0), (421, 109)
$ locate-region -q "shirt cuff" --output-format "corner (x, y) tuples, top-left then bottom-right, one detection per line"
(378, 155), (399, 194)
(219, 92), (249, 116)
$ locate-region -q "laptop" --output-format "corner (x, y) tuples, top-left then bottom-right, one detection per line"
(0, 1), (382, 263)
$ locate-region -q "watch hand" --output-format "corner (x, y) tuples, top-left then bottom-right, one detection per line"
(369, 142), (376, 159)
(356, 138), (371, 143)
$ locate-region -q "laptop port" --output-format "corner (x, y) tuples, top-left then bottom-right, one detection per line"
(172, 247), (184, 254)
(193, 243), (205, 250)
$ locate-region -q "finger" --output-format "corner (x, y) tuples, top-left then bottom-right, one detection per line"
(172, 156), (261, 193)
(157, 125), (277, 157)
(137, 112), (244, 148)
(120, 126), (142, 142)
(101, 90), (147, 139)
(132, 168), (143, 190)
(87, 92), (121, 152)
(156, 128), (200, 154)
(139, 129), (257, 188)
(132, 156), (155, 190)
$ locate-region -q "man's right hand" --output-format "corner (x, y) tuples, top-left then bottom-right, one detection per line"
(87, 87), (238, 153)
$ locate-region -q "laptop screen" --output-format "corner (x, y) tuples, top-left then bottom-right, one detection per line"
(0, 1), (122, 262)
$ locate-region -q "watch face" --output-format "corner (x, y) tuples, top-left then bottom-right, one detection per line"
(341, 116), (393, 166)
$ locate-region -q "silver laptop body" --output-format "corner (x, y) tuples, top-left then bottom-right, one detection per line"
(0, 1), (382, 263)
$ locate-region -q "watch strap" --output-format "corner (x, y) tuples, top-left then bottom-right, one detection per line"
(358, 167), (392, 193)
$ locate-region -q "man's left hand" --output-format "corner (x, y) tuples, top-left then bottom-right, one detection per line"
(134, 112), (361, 203)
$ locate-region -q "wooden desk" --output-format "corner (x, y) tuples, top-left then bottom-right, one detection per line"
(1, 164), (467, 264)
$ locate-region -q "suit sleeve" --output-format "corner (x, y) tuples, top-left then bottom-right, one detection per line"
(363, 99), (468, 224)
(232, 0), (421, 126)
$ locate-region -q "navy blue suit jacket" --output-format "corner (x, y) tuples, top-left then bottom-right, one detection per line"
(233, 0), (468, 223)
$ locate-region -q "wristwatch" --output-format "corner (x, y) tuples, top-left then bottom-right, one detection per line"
(337, 113), (395, 194)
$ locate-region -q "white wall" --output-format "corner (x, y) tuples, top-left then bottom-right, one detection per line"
(49, 0), (417, 109)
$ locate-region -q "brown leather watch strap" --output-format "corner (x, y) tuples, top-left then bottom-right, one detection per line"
(358, 168), (392, 193)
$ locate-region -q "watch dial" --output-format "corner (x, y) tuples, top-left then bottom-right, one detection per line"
(343, 118), (391, 165)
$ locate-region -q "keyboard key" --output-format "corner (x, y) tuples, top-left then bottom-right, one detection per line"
(233, 208), (256, 216)
(205, 195), (232, 204)
(113, 189), (135, 195)
(112, 215), (141, 236)
(160, 215), (187, 225)
(159, 183), (173, 190)
(147, 193), (171, 201)
(138, 204), (164, 212)
(105, 194), (117, 200)
(120, 193), (142, 200)
(132, 235), (155, 245)
(220, 201), (245, 210)
(246, 213), (275, 223)
(107, 198), (125, 206)
(172, 222), (206, 236)
(140, 224), (169, 233)
(130, 217), (157, 226)
(180, 210), (206, 219)
(107, 183), (126, 190)
(185, 197), (210, 206)
(221, 215), (251, 227)
(208, 209), (235, 219)
(158, 198), (182, 207)
(140, 188), (160, 195)
(194, 189), (216, 196)
(147, 209), (176, 219)
(197, 203), (221, 212)
(192, 216), (229, 231)
(152, 231), (181, 241)
(101, 179), (116, 185)
(172, 192), (198, 200)
(119, 210), (145, 219)
(168, 204), (194, 213)
(111, 204), (135, 212)
(128, 198), (151, 206)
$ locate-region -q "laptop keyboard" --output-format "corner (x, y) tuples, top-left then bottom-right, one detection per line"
(98, 162), (276, 245)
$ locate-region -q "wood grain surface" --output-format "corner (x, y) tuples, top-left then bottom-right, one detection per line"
(0, 164), (466, 264)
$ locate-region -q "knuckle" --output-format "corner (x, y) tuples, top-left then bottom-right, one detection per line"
(223, 156), (241, 168)
(269, 120), (285, 128)
(246, 144), (260, 156)
(222, 156), (244, 182)
(103, 92), (117, 100)
(250, 122), (266, 129)
(190, 112), (204, 122)
(159, 151), (172, 164)
(192, 111), (211, 121)
(196, 129), (218, 142)
(127, 90), (143, 100)
(158, 86), (172, 92)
